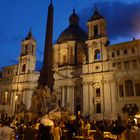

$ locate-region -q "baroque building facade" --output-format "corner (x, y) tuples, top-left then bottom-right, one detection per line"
(0, 6), (140, 120)
(0, 30), (40, 116)
(53, 9), (140, 120)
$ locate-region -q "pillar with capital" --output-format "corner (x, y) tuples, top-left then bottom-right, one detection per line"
(82, 82), (90, 116)
(10, 90), (17, 116)
(68, 86), (74, 114)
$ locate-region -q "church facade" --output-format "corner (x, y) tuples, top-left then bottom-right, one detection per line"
(0, 31), (40, 116)
(0, 5), (140, 120)
(53, 9), (140, 120)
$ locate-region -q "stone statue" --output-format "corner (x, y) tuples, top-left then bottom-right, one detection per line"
(30, 85), (58, 115)
(16, 101), (27, 114)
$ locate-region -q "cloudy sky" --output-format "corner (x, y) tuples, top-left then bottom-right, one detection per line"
(0, 0), (140, 69)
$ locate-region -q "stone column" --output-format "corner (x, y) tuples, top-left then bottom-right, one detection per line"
(61, 87), (65, 108)
(83, 82), (89, 116)
(71, 86), (74, 114)
(22, 90), (26, 104)
(101, 80), (105, 119)
(102, 79), (113, 119)
(10, 91), (17, 116)
(66, 86), (74, 113)
(89, 84), (94, 117)
(67, 86), (70, 104)
(110, 80), (117, 118)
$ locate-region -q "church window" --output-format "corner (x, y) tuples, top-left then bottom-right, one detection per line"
(25, 45), (28, 54)
(119, 85), (124, 97)
(7, 70), (10, 75)
(135, 83), (140, 96)
(58, 100), (61, 108)
(133, 60), (137, 69)
(112, 52), (115, 58)
(131, 48), (135, 54)
(117, 62), (121, 69)
(77, 51), (83, 64)
(22, 64), (26, 72)
(96, 88), (100, 97)
(124, 61), (130, 70)
(31, 45), (34, 54)
(63, 55), (67, 64)
(112, 62), (116, 67)
(125, 80), (134, 97)
(96, 103), (101, 113)
(94, 25), (98, 37)
(117, 50), (120, 56)
(94, 49), (100, 60)
(124, 49), (128, 54)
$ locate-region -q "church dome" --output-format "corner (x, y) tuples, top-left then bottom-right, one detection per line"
(57, 9), (88, 44)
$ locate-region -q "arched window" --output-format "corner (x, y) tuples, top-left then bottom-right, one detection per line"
(22, 64), (26, 72)
(94, 49), (100, 60)
(124, 49), (128, 54)
(125, 80), (134, 97)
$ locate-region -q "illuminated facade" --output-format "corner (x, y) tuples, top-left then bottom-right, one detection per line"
(53, 9), (140, 119)
(0, 30), (39, 116)
(0, 6), (140, 120)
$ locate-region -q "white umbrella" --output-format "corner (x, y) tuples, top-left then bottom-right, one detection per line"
(41, 118), (54, 126)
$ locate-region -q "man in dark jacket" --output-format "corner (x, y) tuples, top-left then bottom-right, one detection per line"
(23, 122), (36, 140)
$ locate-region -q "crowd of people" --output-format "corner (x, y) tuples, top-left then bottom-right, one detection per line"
(0, 114), (140, 140)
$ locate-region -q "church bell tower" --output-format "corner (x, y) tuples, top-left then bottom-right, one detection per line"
(86, 7), (109, 62)
(18, 29), (36, 74)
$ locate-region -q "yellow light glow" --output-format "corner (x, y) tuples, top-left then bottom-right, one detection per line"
(135, 114), (140, 118)
(15, 95), (18, 101)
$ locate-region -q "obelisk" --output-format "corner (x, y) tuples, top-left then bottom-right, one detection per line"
(38, 0), (54, 92)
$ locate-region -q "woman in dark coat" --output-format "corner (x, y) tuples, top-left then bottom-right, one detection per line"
(23, 123), (36, 140)
(39, 124), (53, 140)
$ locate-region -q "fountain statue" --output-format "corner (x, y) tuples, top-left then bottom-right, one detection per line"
(30, 85), (58, 116)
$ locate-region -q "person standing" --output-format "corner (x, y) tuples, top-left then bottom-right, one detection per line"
(136, 123), (140, 140)
(39, 124), (53, 140)
(0, 123), (3, 140)
(93, 126), (104, 140)
(121, 124), (138, 140)
(0, 121), (15, 140)
(52, 122), (62, 140)
(23, 122), (36, 140)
